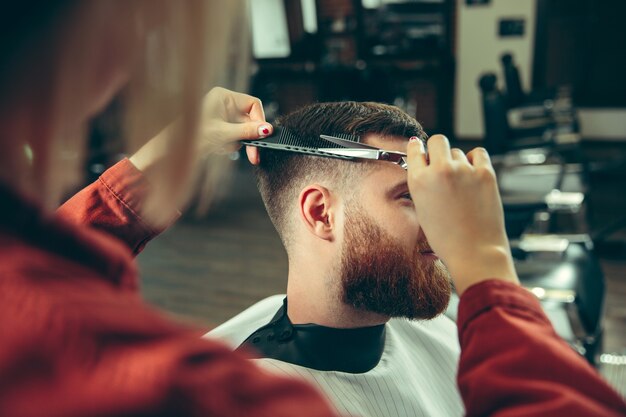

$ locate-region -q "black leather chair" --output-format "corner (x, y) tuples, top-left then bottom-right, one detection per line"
(445, 233), (606, 366)
(513, 235), (605, 364)
(475, 59), (603, 366)
(501, 52), (556, 109)
(478, 72), (555, 155)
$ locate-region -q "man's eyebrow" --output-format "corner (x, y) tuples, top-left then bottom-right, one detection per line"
(386, 181), (409, 196)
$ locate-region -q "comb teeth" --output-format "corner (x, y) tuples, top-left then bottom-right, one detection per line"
(333, 132), (362, 142)
(241, 127), (361, 160)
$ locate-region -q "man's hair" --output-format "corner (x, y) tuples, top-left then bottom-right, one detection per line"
(254, 101), (426, 248)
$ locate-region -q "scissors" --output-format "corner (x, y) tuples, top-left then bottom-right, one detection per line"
(318, 134), (409, 170)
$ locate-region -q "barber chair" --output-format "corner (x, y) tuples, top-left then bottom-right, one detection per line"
(495, 155), (603, 365)
(479, 73), (549, 155)
(499, 164), (589, 238)
(443, 230), (606, 367)
(479, 63), (591, 233)
(495, 178), (605, 366)
(471, 67), (605, 365)
(512, 234), (605, 364)
(478, 71), (582, 162)
(500, 53), (580, 142)
(478, 54), (584, 192)
(445, 212), (606, 366)
(499, 182), (601, 357)
(501, 53), (558, 109)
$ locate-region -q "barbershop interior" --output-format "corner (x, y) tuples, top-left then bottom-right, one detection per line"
(3, 0), (626, 415)
(95, 0), (625, 398)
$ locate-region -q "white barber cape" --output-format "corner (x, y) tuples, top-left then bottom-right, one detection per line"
(207, 295), (464, 417)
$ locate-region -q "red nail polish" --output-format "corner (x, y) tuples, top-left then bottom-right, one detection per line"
(409, 136), (418, 142)
(262, 128), (270, 135)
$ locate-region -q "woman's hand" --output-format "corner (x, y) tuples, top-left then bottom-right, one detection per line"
(200, 87), (273, 154)
(130, 87), (271, 175)
(406, 135), (518, 295)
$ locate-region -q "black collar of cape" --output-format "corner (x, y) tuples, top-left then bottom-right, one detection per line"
(236, 297), (386, 374)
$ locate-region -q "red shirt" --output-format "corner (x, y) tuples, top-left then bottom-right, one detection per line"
(458, 281), (626, 416)
(0, 158), (624, 417)
(1, 160), (336, 417)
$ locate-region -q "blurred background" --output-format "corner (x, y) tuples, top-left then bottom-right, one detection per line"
(87, 0), (626, 395)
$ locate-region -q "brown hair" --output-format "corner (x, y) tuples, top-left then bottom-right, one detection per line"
(254, 101), (427, 247)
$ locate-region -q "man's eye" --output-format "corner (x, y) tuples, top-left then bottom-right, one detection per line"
(401, 193), (413, 201)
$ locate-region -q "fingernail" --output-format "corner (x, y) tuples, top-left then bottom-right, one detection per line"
(258, 125), (271, 137)
(409, 136), (419, 142)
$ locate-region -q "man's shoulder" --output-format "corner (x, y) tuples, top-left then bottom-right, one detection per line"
(204, 294), (285, 348)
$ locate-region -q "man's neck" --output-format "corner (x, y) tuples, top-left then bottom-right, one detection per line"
(285, 261), (390, 329)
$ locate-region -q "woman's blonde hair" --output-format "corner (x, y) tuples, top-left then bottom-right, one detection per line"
(0, 0), (246, 221)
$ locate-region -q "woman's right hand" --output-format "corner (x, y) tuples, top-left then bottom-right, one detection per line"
(406, 135), (519, 295)
(200, 87), (273, 155)
(130, 87), (271, 176)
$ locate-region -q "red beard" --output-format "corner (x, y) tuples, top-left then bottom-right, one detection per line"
(340, 206), (451, 320)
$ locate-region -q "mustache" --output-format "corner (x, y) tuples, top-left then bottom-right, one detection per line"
(415, 230), (433, 253)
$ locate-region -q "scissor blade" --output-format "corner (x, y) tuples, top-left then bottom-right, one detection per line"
(319, 135), (379, 150)
(317, 148), (380, 160)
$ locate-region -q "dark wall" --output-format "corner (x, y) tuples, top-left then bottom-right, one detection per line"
(534, 0), (626, 107)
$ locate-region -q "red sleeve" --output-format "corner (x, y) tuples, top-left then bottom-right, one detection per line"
(0, 253), (338, 417)
(57, 159), (178, 255)
(457, 279), (626, 417)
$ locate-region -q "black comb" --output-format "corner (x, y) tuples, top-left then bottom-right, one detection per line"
(241, 127), (361, 160)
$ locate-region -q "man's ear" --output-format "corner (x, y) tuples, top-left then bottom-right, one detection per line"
(298, 184), (336, 242)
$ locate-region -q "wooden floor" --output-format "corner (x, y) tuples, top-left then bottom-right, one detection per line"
(137, 143), (626, 393)
(138, 163), (289, 328)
